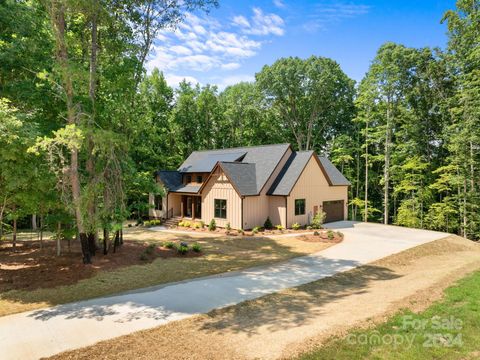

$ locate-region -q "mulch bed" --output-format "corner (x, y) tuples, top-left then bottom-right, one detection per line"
(297, 231), (344, 243)
(0, 240), (203, 292)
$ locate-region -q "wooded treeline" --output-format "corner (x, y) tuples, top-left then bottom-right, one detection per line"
(0, 0), (478, 264)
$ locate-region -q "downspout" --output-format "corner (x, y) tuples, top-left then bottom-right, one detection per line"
(166, 192), (169, 219)
(241, 196), (244, 230)
(285, 196), (288, 229)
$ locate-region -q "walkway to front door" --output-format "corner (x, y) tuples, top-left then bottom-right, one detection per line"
(181, 195), (201, 219)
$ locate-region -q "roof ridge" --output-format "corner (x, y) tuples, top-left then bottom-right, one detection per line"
(220, 161), (253, 165)
(189, 143), (291, 154)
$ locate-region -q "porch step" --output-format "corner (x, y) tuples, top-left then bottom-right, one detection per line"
(162, 216), (183, 228)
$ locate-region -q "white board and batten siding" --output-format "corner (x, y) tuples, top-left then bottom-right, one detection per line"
(286, 156), (348, 228)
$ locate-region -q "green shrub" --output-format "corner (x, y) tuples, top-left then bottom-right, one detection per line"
(199, 221), (205, 228)
(327, 230), (334, 240)
(336, 231), (344, 239)
(306, 225), (313, 230)
(140, 253), (148, 261)
(183, 221), (191, 228)
(252, 226), (262, 234)
(311, 211), (326, 229)
(178, 221), (184, 227)
(225, 222), (231, 231)
(152, 219), (161, 226)
(193, 222), (200, 229)
(292, 222), (301, 230)
(145, 243), (156, 254)
(237, 229), (244, 235)
(275, 224), (284, 231)
(264, 217), (273, 230)
(313, 230), (320, 236)
(128, 224), (133, 228)
(177, 245), (189, 255)
(192, 243), (202, 253)
(208, 219), (216, 231)
(165, 241), (175, 249)
(143, 220), (151, 227)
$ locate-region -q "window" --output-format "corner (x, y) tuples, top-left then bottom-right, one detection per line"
(196, 175), (203, 183)
(214, 199), (227, 219)
(154, 195), (163, 211)
(186, 175), (192, 183)
(295, 199), (305, 216)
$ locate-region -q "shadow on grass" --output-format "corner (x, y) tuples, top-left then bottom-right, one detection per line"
(1, 235), (317, 316)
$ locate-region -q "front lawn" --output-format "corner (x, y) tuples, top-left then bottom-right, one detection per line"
(0, 226), (334, 317)
(300, 269), (480, 360)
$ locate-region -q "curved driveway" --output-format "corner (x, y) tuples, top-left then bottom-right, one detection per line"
(0, 221), (447, 360)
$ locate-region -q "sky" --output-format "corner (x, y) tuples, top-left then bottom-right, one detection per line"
(147, 0), (456, 89)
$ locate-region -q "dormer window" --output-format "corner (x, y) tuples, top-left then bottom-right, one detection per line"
(186, 175), (192, 183)
(196, 175), (203, 183)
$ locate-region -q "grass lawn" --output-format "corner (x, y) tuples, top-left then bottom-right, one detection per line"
(300, 269), (480, 360)
(0, 226), (333, 317)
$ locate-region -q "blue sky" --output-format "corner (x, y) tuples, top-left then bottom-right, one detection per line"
(147, 0), (456, 89)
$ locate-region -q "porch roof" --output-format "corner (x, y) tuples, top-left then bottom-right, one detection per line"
(156, 170), (201, 194)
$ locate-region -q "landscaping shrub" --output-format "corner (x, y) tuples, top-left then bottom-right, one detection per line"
(145, 243), (156, 255)
(139, 253), (148, 261)
(292, 222), (301, 230)
(178, 221), (184, 227)
(252, 226), (262, 234)
(264, 217), (273, 230)
(237, 229), (244, 235)
(183, 221), (191, 228)
(226, 222), (231, 231)
(143, 220), (151, 227)
(336, 231), (344, 239)
(313, 230), (320, 236)
(177, 244), (189, 254)
(151, 219), (161, 226)
(306, 225), (313, 230)
(193, 222), (200, 229)
(208, 219), (216, 231)
(165, 241), (175, 249)
(327, 230), (334, 240)
(311, 211), (326, 229)
(128, 224), (133, 228)
(199, 221), (205, 228)
(192, 243), (202, 252)
(275, 224), (284, 231)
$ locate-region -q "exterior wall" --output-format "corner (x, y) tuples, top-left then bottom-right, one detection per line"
(167, 193), (182, 217)
(182, 172), (209, 185)
(148, 193), (166, 219)
(242, 147), (292, 230)
(286, 156), (348, 228)
(268, 196), (286, 228)
(201, 168), (242, 229)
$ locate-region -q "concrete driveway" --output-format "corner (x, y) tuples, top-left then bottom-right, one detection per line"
(0, 221), (447, 360)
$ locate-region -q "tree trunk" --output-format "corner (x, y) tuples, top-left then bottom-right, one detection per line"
(49, 1), (90, 263)
(383, 105), (392, 225)
(12, 207), (17, 251)
(39, 214), (44, 249)
(120, 229), (123, 245)
(88, 232), (96, 256)
(103, 228), (108, 255)
(364, 118), (369, 222)
(32, 214), (37, 230)
(113, 230), (119, 253)
(56, 221), (61, 256)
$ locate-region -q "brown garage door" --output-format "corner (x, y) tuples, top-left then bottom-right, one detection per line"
(323, 200), (344, 223)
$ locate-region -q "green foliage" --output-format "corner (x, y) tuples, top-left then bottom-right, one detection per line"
(165, 241), (175, 249)
(225, 222), (231, 231)
(192, 243), (202, 253)
(313, 230), (320, 236)
(275, 225), (284, 231)
(311, 212), (326, 229)
(145, 243), (156, 255)
(143, 220), (151, 227)
(252, 226), (262, 234)
(327, 230), (334, 240)
(177, 244), (189, 255)
(292, 223), (301, 230)
(264, 217), (273, 230)
(208, 219), (216, 231)
(237, 229), (244, 235)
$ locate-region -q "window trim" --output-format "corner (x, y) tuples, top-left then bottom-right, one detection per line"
(196, 175), (203, 183)
(295, 199), (306, 216)
(214, 199), (227, 219)
(154, 195), (163, 211)
(186, 175), (192, 184)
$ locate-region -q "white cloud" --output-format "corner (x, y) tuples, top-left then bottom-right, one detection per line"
(170, 45), (193, 55)
(273, 0), (286, 9)
(234, 8), (285, 36)
(216, 74), (255, 90)
(221, 62), (241, 70)
(164, 74), (199, 87)
(303, 2), (370, 32)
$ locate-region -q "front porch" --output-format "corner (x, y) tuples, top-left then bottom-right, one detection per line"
(166, 193), (202, 220)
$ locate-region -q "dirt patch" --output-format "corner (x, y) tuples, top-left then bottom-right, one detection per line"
(296, 231), (343, 243)
(47, 235), (480, 360)
(0, 240), (202, 292)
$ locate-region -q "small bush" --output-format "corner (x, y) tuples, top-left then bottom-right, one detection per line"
(199, 221), (205, 228)
(313, 230), (320, 236)
(311, 211), (326, 229)
(145, 243), (156, 254)
(264, 217), (273, 230)
(336, 231), (344, 239)
(152, 219), (161, 226)
(183, 221), (191, 228)
(177, 245), (189, 255)
(128, 224), (133, 228)
(178, 221), (184, 227)
(140, 253), (148, 261)
(253, 226), (262, 233)
(192, 243), (202, 252)
(165, 241), (175, 249)
(292, 222), (301, 230)
(237, 229), (244, 235)
(143, 220), (151, 227)
(208, 219), (216, 231)
(275, 224), (284, 231)
(306, 225), (313, 230)
(327, 230), (334, 240)
(225, 222), (231, 231)
(193, 222), (200, 229)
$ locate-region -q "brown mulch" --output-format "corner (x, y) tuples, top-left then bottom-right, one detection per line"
(297, 232), (343, 243)
(0, 240), (202, 293)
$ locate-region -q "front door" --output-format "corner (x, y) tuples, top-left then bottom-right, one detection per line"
(185, 197), (192, 217)
(194, 197), (202, 219)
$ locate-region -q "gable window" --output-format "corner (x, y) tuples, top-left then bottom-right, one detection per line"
(214, 199), (227, 219)
(196, 175), (203, 183)
(295, 199), (305, 216)
(154, 195), (163, 211)
(186, 175), (192, 183)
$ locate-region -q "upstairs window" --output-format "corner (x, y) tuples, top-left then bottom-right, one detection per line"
(196, 175), (203, 183)
(295, 199), (305, 216)
(186, 175), (192, 183)
(214, 199), (227, 219)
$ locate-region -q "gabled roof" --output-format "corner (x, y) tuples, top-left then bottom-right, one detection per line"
(155, 170), (201, 194)
(217, 162), (257, 196)
(267, 152), (351, 196)
(177, 143), (291, 195)
(267, 151), (313, 196)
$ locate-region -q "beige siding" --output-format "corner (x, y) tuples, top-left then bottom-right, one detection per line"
(167, 193), (182, 217)
(242, 147), (292, 230)
(202, 168), (242, 229)
(286, 156), (348, 228)
(268, 196), (286, 228)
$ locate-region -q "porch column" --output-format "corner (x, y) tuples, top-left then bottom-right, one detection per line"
(192, 199), (195, 220)
(180, 201), (184, 218)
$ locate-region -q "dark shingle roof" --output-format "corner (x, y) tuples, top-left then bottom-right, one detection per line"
(219, 162), (257, 196)
(178, 143), (291, 195)
(267, 151), (313, 195)
(318, 157), (351, 186)
(156, 171), (201, 193)
(178, 151), (246, 173)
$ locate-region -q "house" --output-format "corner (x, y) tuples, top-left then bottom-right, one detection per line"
(149, 143), (350, 229)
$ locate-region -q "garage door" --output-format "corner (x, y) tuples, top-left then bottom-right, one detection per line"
(323, 200), (344, 223)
